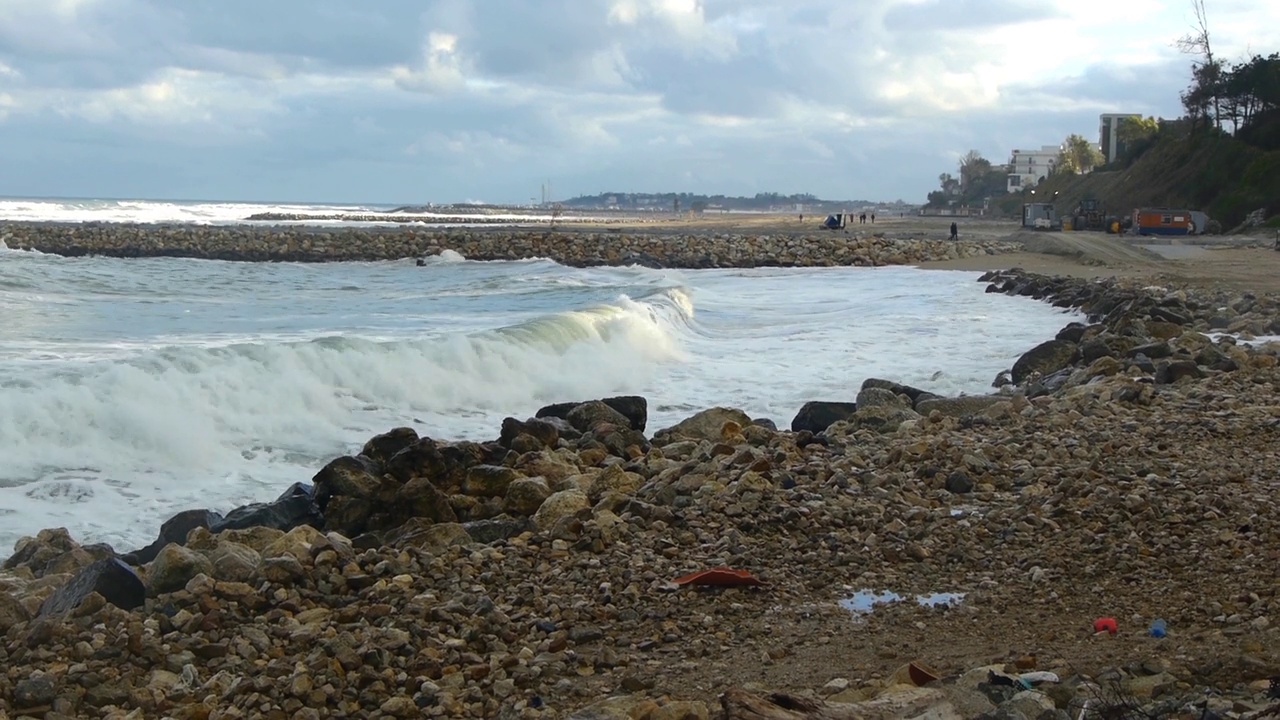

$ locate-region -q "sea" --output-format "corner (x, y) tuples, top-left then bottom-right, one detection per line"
(0, 197), (1077, 555)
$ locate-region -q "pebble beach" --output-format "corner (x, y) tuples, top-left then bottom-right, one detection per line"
(3, 219), (1280, 719)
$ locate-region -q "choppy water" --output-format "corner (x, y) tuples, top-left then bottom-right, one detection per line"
(0, 196), (588, 226)
(0, 235), (1076, 554)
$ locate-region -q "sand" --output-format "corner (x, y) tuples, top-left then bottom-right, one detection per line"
(591, 211), (1280, 293)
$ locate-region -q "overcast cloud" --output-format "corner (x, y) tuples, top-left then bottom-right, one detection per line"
(0, 0), (1277, 204)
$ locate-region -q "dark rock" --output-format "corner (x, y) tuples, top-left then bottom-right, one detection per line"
(1025, 367), (1074, 398)
(1080, 338), (1114, 363)
(211, 482), (320, 533)
(463, 465), (520, 498)
(13, 674), (56, 708)
(462, 515), (534, 544)
(123, 509), (224, 565)
(1207, 314), (1233, 330)
(39, 558), (145, 617)
(619, 252), (665, 269)
(1155, 359), (1205, 385)
(860, 378), (932, 404)
(3, 528), (96, 578)
(1130, 354), (1157, 373)
(499, 417), (561, 450)
(1055, 322), (1089, 343)
(588, 424), (649, 458)
(1129, 341), (1173, 359)
(565, 401), (632, 434)
(1187, 345), (1228, 366)
(394, 477), (458, 526)
(752, 418), (778, 431)
(1148, 305), (1192, 325)
(322, 496), (375, 537)
(313, 455), (384, 509)
(856, 387), (907, 409)
(537, 396), (647, 431)
(385, 439), (487, 490)
(946, 472), (975, 494)
(361, 427), (419, 467)
(790, 401), (858, 433)
(1012, 339), (1078, 384)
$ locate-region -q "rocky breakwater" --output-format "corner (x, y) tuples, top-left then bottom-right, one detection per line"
(0, 222), (1017, 267)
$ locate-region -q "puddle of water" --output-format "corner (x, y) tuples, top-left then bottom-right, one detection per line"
(840, 589), (966, 614)
(840, 590), (902, 613)
(916, 592), (966, 608)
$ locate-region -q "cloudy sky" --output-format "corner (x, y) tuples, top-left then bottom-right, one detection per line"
(1, 0), (1278, 205)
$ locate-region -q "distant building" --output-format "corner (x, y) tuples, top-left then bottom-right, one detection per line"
(1099, 113), (1142, 164)
(1006, 145), (1061, 193)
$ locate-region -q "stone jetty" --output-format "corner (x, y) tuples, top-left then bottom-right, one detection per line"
(2, 270), (1280, 718)
(0, 222), (1016, 267)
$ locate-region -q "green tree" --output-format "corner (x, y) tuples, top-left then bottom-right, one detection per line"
(1056, 134), (1104, 175)
(958, 150), (988, 192)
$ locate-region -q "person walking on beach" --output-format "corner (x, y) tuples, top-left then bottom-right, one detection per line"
(949, 222), (958, 241)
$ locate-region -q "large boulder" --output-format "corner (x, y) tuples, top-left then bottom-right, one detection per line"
(498, 417), (561, 450)
(147, 544), (214, 596)
(212, 482), (321, 534)
(1011, 339), (1078, 384)
(860, 378), (934, 404)
(205, 541), (260, 583)
(855, 387), (909, 409)
(654, 407), (753, 443)
(0, 590), (30, 631)
(587, 465), (644, 502)
(566, 401), (632, 434)
(384, 519), (473, 552)
(461, 515), (534, 544)
(533, 490), (591, 530)
(386, 440), (494, 490)
(1155, 359), (1205, 384)
(4, 528), (114, 579)
(360, 427), (419, 467)
(915, 395), (1010, 418)
(262, 525), (330, 563)
(537, 396), (647, 432)
(845, 405), (922, 434)
(463, 465), (520, 498)
(505, 477), (553, 516)
(585, 424), (649, 458)
(313, 456), (383, 509)
(124, 509), (224, 565)
(395, 477), (458, 525)
(38, 558), (145, 617)
(790, 401), (858, 433)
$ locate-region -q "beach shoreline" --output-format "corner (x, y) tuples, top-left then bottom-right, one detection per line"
(3, 218), (1280, 717)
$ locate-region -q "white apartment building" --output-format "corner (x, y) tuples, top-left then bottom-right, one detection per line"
(1006, 145), (1060, 193)
(1099, 113), (1142, 163)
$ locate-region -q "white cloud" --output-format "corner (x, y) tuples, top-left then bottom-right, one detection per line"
(391, 32), (469, 93)
(0, 0), (1278, 203)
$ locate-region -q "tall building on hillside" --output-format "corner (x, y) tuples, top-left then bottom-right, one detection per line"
(1099, 113), (1142, 164)
(1006, 145), (1060, 193)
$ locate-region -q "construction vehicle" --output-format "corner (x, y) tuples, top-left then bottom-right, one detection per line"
(1070, 196), (1108, 231)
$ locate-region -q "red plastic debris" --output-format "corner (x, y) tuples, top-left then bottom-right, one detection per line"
(1093, 617), (1118, 635)
(672, 567), (764, 588)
